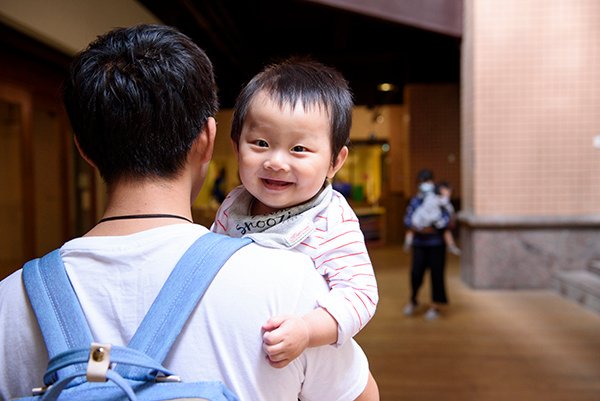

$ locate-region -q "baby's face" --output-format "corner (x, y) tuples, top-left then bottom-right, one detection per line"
(235, 91), (338, 215)
(439, 186), (451, 198)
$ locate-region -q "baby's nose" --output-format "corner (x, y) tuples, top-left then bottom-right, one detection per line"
(264, 152), (290, 171)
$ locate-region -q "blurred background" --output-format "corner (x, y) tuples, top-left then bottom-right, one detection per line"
(0, 0), (464, 273)
(0, 1), (599, 399)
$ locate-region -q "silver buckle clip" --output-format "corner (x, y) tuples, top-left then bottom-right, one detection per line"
(156, 375), (181, 383)
(32, 386), (48, 396)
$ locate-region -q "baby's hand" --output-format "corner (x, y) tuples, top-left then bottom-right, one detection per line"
(262, 315), (310, 369)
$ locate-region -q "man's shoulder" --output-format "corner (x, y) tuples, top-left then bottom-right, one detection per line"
(224, 243), (326, 289)
(408, 195), (424, 207)
(0, 269), (35, 330)
(0, 268), (47, 401)
(230, 242), (313, 268)
(0, 269), (23, 300)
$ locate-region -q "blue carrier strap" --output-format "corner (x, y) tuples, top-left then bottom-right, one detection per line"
(22, 232), (252, 386)
(22, 249), (94, 383)
(118, 233), (252, 378)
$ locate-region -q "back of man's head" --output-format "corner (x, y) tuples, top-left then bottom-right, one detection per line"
(63, 24), (218, 184)
(416, 168), (434, 183)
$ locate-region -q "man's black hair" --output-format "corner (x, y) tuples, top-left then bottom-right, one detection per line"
(63, 24), (218, 184)
(416, 168), (434, 183)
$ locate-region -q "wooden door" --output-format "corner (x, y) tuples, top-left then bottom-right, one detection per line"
(0, 84), (71, 279)
(0, 85), (34, 278)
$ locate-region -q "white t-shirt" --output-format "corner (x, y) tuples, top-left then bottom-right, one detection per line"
(0, 224), (369, 401)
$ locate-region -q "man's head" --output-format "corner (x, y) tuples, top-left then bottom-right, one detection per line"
(63, 24), (218, 184)
(230, 57), (353, 165)
(416, 168), (435, 194)
(416, 168), (434, 184)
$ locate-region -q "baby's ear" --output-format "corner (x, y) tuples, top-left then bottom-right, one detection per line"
(327, 146), (349, 179)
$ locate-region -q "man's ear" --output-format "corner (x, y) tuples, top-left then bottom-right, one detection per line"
(194, 117), (217, 164)
(327, 145), (349, 179)
(73, 136), (97, 170)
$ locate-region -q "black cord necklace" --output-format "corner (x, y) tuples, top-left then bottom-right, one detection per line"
(97, 213), (193, 224)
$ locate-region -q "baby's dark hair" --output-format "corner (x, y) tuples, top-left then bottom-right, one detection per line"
(437, 180), (451, 189)
(230, 56), (353, 164)
(435, 180), (452, 194)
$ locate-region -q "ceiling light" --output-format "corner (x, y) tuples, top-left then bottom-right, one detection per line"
(377, 83), (396, 92)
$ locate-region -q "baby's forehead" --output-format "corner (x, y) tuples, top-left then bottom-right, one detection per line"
(251, 90), (331, 115)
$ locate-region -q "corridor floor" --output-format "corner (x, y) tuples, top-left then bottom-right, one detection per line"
(356, 245), (600, 401)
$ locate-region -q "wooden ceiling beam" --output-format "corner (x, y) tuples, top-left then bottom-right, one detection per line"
(305, 0), (462, 37)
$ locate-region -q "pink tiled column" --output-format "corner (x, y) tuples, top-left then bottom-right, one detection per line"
(460, 0), (600, 288)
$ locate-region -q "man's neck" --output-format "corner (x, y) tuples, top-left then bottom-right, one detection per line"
(85, 176), (196, 237)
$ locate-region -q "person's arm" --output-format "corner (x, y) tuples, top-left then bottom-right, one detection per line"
(311, 198), (378, 346)
(262, 307), (337, 368)
(287, 253), (375, 401)
(403, 196), (418, 228)
(262, 227), (377, 366)
(403, 229), (414, 251)
(302, 306), (338, 346)
(355, 372), (380, 401)
(263, 195), (378, 367)
(437, 203), (452, 230)
(405, 195), (430, 232)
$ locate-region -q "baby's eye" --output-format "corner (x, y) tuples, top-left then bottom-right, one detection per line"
(254, 139), (269, 147)
(291, 145), (307, 152)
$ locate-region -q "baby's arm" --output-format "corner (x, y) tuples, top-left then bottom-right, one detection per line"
(262, 195), (378, 367)
(262, 307), (337, 368)
(315, 218), (378, 344)
(261, 226), (377, 368)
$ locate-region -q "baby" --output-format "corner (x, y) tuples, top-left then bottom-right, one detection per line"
(212, 57), (378, 367)
(404, 181), (461, 255)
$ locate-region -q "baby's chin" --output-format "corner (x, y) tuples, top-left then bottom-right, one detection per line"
(253, 198), (299, 215)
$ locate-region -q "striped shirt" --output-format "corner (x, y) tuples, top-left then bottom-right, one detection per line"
(212, 184), (378, 345)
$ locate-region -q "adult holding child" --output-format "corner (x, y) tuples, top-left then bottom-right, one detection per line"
(0, 24), (378, 401)
(403, 168), (452, 320)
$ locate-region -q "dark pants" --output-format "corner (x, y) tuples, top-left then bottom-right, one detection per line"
(410, 245), (448, 305)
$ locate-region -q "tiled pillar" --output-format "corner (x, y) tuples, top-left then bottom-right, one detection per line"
(460, 0), (600, 288)
(405, 84), (461, 198)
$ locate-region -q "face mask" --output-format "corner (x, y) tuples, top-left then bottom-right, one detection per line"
(419, 182), (434, 193)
